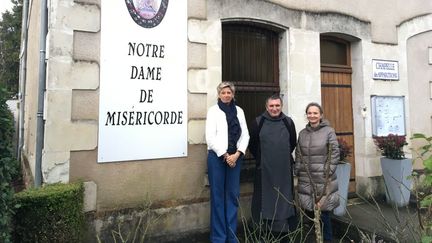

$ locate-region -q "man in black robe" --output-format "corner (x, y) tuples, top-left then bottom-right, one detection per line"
(249, 94), (297, 241)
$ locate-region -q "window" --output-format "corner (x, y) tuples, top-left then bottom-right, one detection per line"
(222, 22), (280, 126)
(320, 37), (350, 66)
(222, 22), (280, 182)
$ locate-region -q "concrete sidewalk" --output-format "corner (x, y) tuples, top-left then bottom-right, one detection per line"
(150, 197), (422, 242)
(332, 198), (421, 243)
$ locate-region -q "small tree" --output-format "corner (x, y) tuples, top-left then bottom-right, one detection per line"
(0, 0), (22, 95)
(296, 145), (333, 243)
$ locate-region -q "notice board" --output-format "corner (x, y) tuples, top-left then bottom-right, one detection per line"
(371, 96), (406, 136)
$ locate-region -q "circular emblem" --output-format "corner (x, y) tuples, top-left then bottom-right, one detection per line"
(125, 0), (169, 28)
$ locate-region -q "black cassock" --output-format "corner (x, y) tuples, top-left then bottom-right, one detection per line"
(249, 112), (297, 232)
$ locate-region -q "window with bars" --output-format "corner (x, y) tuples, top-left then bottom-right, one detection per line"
(222, 22), (280, 182)
(222, 22), (280, 127)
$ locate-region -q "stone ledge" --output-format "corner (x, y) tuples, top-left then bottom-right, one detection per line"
(70, 3), (100, 32)
(188, 119), (206, 144)
(47, 30), (73, 59)
(188, 93), (207, 119)
(83, 196), (252, 242)
(44, 120), (98, 151)
(188, 19), (208, 44)
(73, 31), (100, 62)
(72, 89), (99, 120)
(70, 121), (98, 151)
(47, 60), (99, 90)
(188, 42), (207, 69)
(188, 0), (207, 20)
(188, 69), (207, 94)
(45, 90), (72, 121)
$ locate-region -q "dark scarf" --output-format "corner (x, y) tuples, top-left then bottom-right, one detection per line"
(217, 99), (242, 154)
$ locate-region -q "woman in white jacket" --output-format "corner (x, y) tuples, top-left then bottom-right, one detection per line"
(205, 82), (249, 243)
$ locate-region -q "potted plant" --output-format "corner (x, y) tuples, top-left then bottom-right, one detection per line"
(334, 138), (352, 216)
(374, 134), (412, 207)
(338, 138), (353, 163)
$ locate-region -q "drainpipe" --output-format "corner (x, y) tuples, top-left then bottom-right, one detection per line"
(17, 0), (29, 162)
(35, 0), (48, 187)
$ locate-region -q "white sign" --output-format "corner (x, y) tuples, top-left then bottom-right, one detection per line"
(372, 59), (399, 80)
(98, 0), (187, 162)
(371, 96), (405, 136)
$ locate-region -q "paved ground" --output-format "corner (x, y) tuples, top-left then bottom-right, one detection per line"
(332, 197), (421, 243)
(152, 197), (420, 243)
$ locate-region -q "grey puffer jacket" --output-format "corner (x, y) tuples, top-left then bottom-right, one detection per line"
(295, 119), (340, 211)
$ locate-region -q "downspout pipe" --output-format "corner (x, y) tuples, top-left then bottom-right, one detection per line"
(17, 0), (29, 162)
(35, 0), (48, 187)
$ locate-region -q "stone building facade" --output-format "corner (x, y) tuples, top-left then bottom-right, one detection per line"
(19, 0), (432, 240)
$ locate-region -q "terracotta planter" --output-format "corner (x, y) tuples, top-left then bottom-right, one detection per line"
(380, 157), (412, 207)
(333, 162), (351, 216)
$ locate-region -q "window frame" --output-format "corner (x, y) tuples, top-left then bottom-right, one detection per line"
(320, 36), (351, 72)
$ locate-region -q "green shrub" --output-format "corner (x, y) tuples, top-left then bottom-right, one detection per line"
(13, 182), (85, 242)
(411, 133), (432, 241)
(0, 85), (18, 243)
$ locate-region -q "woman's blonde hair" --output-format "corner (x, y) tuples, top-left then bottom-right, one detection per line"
(217, 82), (235, 95)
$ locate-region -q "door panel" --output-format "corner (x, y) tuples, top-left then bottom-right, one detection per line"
(321, 69), (356, 193)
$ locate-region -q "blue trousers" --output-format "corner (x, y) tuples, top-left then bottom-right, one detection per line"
(321, 211), (332, 241)
(207, 150), (242, 243)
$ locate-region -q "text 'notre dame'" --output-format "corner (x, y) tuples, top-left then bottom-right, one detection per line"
(128, 42), (164, 80)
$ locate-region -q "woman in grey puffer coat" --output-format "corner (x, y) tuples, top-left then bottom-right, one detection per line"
(295, 102), (339, 242)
